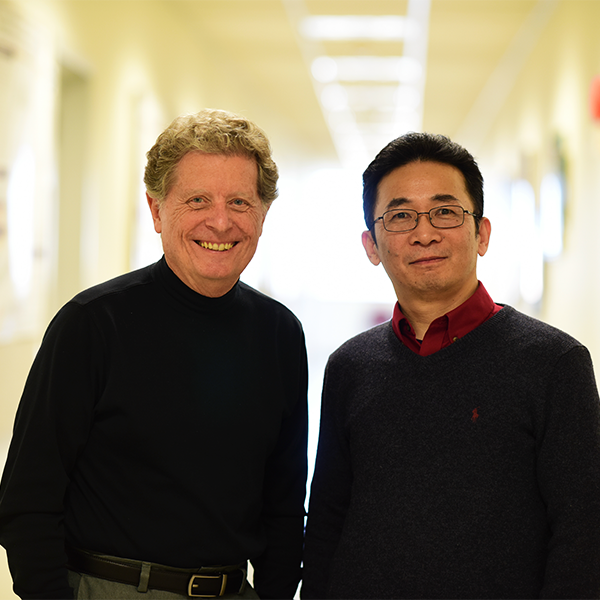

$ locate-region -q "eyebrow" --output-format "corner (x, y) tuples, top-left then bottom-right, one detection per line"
(384, 194), (462, 211)
(180, 188), (258, 200)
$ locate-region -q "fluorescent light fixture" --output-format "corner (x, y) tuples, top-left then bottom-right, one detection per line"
(300, 15), (417, 41)
(312, 56), (422, 83)
(343, 85), (398, 111)
(322, 84), (420, 113)
(312, 56), (338, 82)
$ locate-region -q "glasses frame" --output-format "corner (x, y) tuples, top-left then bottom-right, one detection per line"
(372, 205), (481, 233)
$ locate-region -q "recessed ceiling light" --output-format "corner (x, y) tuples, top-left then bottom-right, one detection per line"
(312, 56), (422, 83)
(300, 15), (417, 41)
(312, 56), (338, 82)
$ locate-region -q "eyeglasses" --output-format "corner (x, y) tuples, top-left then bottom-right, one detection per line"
(372, 205), (481, 233)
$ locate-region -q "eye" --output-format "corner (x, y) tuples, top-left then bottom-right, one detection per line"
(231, 198), (250, 210)
(434, 206), (461, 217)
(390, 211), (412, 221)
(187, 196), (206, 209)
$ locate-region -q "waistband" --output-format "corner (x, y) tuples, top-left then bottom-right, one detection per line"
(66, 546), (247, 597)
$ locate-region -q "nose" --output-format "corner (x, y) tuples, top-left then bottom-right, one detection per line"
(409, 212), (442, 244)
(204, 201), (232, 230)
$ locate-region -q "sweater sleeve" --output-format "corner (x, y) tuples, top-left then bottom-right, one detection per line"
(536, 346), (600, 598)
(251, 324), (309, 600)
(0, 303), (103, 599)
(301, 358), (353, 599)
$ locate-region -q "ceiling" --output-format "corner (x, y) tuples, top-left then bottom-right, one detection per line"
(165, 0), (548, 169)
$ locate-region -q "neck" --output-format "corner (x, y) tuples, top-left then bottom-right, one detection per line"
(165, 256), (237, 298)
(396, 280), (479, 340)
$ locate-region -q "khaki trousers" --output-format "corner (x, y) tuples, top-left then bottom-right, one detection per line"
(67, 569), (260, 600)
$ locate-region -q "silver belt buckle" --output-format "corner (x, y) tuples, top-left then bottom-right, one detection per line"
(187, 573), (228, 598)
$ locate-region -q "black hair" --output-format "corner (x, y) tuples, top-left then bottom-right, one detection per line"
(362, 132), (484, 232)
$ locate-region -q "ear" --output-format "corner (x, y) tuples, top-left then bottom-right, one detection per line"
(477, 217), (492, 257)
(361, 230), (382, 266)
(147, 193), (162, 234)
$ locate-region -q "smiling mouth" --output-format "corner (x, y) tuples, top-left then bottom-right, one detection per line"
(410, 256), (445, 265)
(197, 241), (237, 252)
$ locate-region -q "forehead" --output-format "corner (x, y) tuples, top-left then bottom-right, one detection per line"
(172, 152), (259, 192)
(376, 160), (473, 212)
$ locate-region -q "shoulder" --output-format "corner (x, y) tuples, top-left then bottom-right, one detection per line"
(471, 306), (594, 386)
(71, 263), (155, 307)
(320, 323), (402, 417)
(42, 264), (157, 342)
(328, 321), (398, 369)
(490, 305), (584, 353)
(237, 281), (303, 332)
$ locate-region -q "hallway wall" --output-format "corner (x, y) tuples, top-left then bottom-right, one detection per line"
(459, 0), (600, 368)
(0, 0), (215, 447)
(2, 1), (600, 597)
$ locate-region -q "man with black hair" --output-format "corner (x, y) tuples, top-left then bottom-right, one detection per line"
(302, 132), (600, 599)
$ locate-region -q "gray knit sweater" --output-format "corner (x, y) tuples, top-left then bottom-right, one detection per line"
(302, 306), (600, 599)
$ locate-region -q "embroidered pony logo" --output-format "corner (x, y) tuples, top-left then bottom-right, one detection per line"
(471, 407), (480, 423)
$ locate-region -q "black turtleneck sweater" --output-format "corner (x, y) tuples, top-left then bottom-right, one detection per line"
(0, 257), (308, 599)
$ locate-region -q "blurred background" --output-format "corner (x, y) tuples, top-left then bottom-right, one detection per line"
(1, 0), (600, 595)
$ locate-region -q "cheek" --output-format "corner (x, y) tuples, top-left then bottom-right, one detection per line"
(383, 239), (403, 258)
(242, 212), (266, 237)
(168, 210), (199, 234)
(255, 217), (265, 238)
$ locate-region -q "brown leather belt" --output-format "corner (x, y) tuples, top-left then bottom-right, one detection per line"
(66, 547), (247, 597)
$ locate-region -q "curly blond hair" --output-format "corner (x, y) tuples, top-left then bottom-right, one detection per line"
(144, 109), (278, 206)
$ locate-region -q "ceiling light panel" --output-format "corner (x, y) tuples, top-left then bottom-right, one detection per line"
(312, 55), (422, 83)
(300, 15), (417, 41)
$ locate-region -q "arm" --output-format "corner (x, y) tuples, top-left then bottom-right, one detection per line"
(0, 303), (103, 599)
(537, 346), (600, 598)
(252, 327), (309, 600)
(301, 359), (352, 600)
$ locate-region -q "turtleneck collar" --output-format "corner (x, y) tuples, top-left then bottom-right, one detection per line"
(152, 256), (239, 313)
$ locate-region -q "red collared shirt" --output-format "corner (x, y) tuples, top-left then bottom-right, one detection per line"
(392, 282), (502, 357)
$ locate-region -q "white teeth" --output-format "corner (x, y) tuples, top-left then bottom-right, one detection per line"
(199, 241), (234, 252)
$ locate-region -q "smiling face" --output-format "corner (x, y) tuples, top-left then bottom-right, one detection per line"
(362, 160), (491, 309)
(147, 152), (267, 297)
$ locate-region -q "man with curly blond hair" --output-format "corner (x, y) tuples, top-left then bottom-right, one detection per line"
(0, 109), (308, 600)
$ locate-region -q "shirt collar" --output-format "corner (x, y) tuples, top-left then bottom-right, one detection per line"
(392, 282), (501, 356)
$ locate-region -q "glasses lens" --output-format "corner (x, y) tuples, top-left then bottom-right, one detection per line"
(383, 209), (416, 232)
(430, 206), (464, 228)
